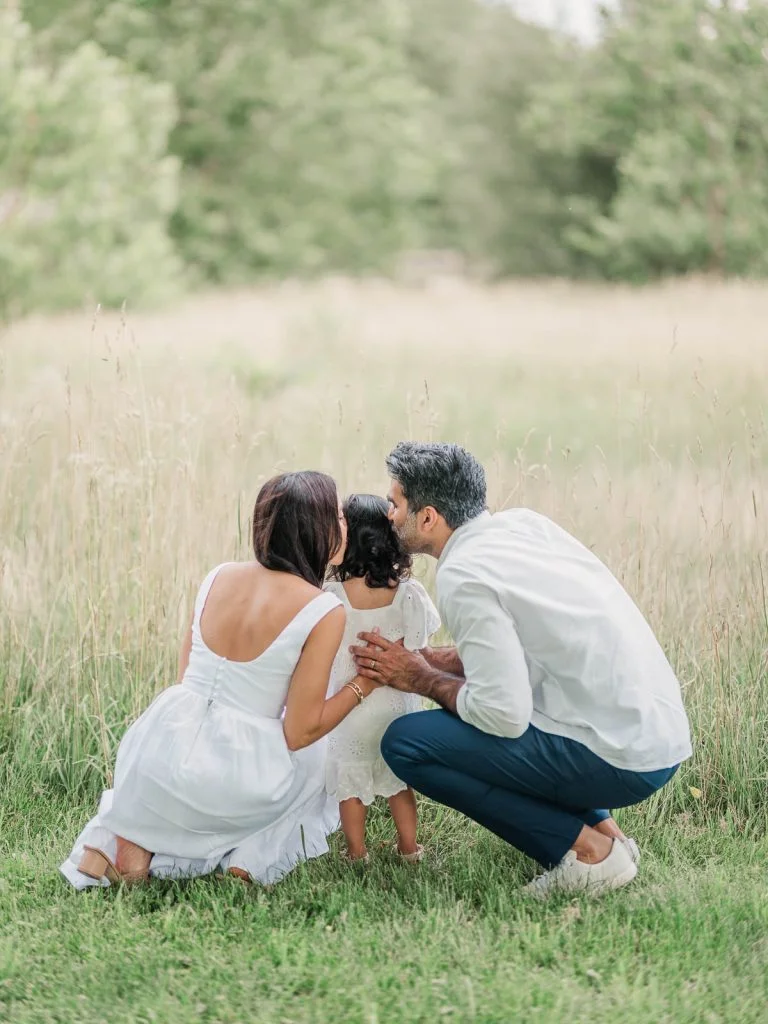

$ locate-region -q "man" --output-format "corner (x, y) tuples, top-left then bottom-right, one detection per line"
(351, 441), (692, 896)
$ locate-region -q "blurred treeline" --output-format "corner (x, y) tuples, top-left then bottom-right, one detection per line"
(3, 0), (768, 317)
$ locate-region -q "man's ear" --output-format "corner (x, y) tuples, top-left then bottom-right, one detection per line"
(420, 505), (440, 532)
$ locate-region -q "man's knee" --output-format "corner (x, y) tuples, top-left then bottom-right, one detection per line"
(380, 712), (424, 773)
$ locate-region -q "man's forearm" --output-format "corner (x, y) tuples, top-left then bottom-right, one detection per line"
(421, 645), (464, 678)
(412, 664), (464, 716)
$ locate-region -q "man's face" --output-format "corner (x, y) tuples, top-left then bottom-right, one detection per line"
(387, 479), (425, 554)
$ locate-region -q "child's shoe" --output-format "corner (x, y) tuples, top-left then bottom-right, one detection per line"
(397, 843), (424, 864)
(344, 850), (370, 865)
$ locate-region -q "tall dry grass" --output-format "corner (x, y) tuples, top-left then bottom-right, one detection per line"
(1, 279), (766, 831)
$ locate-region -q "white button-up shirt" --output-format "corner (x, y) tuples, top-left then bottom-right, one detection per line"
(437, 509), (692, 772)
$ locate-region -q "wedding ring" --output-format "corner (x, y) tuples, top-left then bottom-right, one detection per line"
(370, 658), (376, 669)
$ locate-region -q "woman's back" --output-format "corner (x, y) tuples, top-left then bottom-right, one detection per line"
(183, 562), (340, 720)
(198, 562), (321, 659)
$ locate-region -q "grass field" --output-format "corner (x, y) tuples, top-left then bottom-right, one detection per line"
(1, 279), (767, 1022)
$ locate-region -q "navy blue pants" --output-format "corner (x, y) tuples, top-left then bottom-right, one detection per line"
(381, 709), (678, 867)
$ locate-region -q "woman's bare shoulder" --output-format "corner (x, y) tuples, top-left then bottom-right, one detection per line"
(217, 560), (318, 587)
(209, 561), (324, 609)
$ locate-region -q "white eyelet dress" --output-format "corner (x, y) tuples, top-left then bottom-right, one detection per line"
(323, 579), (441, 805)
(60, 565), (342, 888)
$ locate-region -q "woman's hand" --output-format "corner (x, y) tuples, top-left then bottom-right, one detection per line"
(354, 673), (383, 698)
(350, 627), (387, 696)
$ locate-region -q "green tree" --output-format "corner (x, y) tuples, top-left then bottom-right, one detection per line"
(405, 0), (584, 277)
(0, 6), (181, 318)
(527, 0), (768, 279)
(28, 0), (441, 283)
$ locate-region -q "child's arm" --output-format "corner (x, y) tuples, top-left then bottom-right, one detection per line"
(404, 580), (463, 674)
(402, 579), (444, 654)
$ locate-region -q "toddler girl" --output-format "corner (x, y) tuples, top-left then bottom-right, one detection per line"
(325, 493), (440, 862)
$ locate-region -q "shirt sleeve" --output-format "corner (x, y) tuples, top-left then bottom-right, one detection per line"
(441, 572), (533, 739)
(402, 579), (441, 651)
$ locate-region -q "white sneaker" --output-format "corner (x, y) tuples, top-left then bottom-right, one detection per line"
(622, 837), (640, 866)
(523, 839), (638, 899)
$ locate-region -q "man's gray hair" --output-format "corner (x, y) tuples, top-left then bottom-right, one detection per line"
(386, 441), (487, 529)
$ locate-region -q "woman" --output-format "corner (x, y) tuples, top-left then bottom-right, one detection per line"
(60, 471), (378, 887)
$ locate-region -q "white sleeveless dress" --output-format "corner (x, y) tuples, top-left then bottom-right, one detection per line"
(60, 565), (342, 888)
(324, 579), (440, 805)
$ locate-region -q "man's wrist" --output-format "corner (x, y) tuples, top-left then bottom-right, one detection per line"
(411, 662), (443, 699)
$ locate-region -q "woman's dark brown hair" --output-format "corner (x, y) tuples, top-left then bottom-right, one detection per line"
(252, 471), (341, 587)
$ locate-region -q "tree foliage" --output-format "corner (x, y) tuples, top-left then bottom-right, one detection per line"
(8, 0), (768, 313)
(405, 0), (583, 277)
(527, 0), (768, 279)
(1, 5), (181, 319)
(30, 0), (441, 283)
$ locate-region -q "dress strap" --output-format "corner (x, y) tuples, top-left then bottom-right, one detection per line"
(289, 591), (343, 643)
(193, 563), (231, 627)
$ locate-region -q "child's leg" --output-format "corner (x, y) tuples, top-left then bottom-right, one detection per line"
(339, 798), (369, 860)
(387, 787), (419, 856)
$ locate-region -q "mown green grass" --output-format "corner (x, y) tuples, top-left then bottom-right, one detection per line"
(2, 794), (768, 1024)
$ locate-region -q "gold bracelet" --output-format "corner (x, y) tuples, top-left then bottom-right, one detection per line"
(344, 681), (364, 705)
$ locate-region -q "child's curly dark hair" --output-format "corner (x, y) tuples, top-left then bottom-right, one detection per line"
(329, 493), (412, 589)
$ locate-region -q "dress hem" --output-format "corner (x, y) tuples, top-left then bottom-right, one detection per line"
(59, 787), (340, 889)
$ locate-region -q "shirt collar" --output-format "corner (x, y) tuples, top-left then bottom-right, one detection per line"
(437, 510), (492, 569)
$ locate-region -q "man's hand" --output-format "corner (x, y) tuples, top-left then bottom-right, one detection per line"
(350, 632), (432, 695)
(350, 632), (465, 715)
